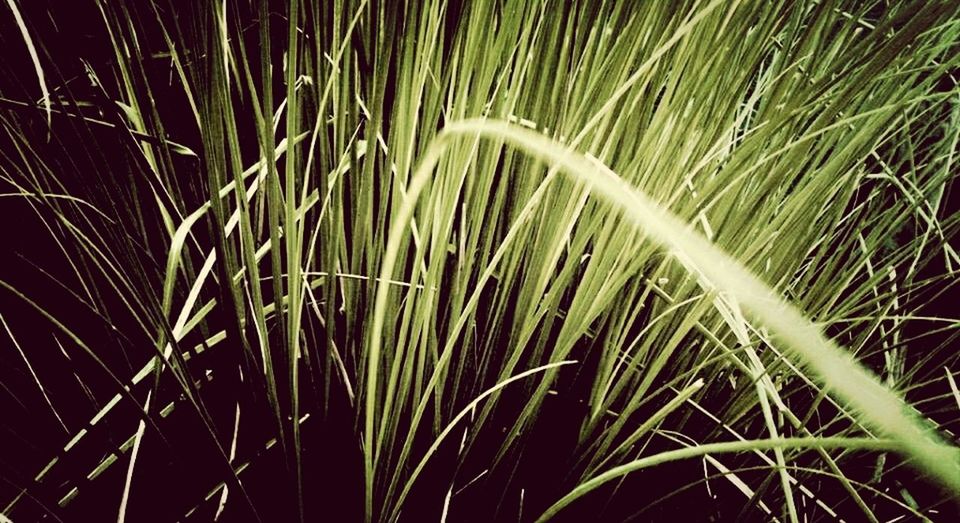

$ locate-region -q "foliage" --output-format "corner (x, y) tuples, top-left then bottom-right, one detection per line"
(0, 0), (959, 521)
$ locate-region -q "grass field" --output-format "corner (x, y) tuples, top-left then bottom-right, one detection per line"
(1, 1), (959, 521)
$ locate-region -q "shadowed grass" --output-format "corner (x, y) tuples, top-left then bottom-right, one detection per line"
(0, 1), (958, 522)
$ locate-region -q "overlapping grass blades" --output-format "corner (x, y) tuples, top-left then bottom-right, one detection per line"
(0, 0), (958, 521)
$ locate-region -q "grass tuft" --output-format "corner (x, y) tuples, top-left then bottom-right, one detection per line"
(0, 1), (958, 521)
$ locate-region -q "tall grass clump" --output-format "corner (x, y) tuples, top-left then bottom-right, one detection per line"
(1, 0), (959, 521)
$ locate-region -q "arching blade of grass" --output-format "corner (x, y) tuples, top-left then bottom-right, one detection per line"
(534, 437), (903, 522)
(2, 1), (959, 521)
(385, 118), (959, 504)
(480, 118), (959, 488)
(537, 438), (900, 523)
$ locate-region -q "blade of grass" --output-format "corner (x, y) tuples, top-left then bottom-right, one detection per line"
(535, 437), (902, 522)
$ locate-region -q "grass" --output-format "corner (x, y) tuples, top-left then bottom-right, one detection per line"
(0, 0), (959, 521)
